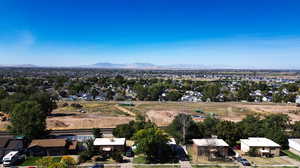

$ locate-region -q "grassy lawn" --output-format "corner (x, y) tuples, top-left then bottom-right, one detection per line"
(257, 167), (297, 168)
(133, 155), (147, 164)
(243, 156), (291, 165)
(19, 156), (62, 166)
(283, 150), (300, 161)
(134, 166), (180, 168)
(192, 166), (238, 168)
(186, 145), (234, 164)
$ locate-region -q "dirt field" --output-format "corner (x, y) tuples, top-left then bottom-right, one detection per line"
(0, 101), (299, 130)
(123, 102), (300, 126)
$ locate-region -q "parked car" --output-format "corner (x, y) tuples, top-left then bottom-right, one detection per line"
(240, 158), (251, 166)
(125, 148), (134, 157)
(90, 163), (104, 168)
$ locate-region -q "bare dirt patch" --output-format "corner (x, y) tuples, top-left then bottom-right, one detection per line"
(47, 115), (134, 129)
(126, 102), (300, 126)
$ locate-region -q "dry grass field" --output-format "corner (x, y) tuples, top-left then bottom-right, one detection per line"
(124, 102), (300, 126)
(0, 101), (299, 130)
(243, 156), (293, 165)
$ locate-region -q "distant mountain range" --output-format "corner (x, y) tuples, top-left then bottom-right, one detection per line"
(0, 63), (299, 70)
(85, 62), (235, 69)
(0, 64), (39, 68)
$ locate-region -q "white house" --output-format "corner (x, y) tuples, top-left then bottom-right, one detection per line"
(289, 139), (300, 155)
(93, 138), (126, 152)
(296, 96), (300, 105)
(240, 137), (281, 157)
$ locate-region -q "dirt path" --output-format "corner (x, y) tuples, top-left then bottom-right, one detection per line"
(114, 105), (136, 116)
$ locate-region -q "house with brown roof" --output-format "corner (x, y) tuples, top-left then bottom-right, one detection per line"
(0, 138), (26, 160)
(0, 138), (10, 160)
(27, 139), (78, 156)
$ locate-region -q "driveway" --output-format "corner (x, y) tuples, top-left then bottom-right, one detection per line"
(281, 156), (300, 167)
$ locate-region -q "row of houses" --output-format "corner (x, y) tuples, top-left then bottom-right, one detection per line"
(0, 138), (79, 159)
(192, 137), (288, 160)
(4, 136), (300, 165)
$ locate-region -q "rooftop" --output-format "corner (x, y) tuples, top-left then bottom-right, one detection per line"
(94, 138), (126, 146)
(0, 138), (10, 148)
(29, 139), (67, 148)
(192, 139), (229, 147)
(241, 137), (280, 147)
(288, 138), (300, 144)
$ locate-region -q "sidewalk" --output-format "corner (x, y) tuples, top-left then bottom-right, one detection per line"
(180, 161), (192, 168)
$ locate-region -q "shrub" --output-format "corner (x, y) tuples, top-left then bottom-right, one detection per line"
(79, 151), (91, 163)
(112, 151), (123, 163)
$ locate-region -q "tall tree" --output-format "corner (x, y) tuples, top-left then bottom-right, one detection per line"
(133, 127), (175, 163)
(216, 120), (241, 146)
(167, 114), (202, 144)
(9, 101), (47, 139)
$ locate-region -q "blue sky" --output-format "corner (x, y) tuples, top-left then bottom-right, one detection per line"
(1, 0), (300, 68)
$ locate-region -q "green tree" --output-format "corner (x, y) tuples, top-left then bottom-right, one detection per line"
(216, 120), (241, 146)
(133, 127), (175, 163)
(203, 84), (220, 101)
(167, 114), (202, 144)
(148, 83), (165, 101)
(0, 89), (8, 100)
(238, 115), (264, 138)
(202, 117), (220, 137)
(292, 121), (300, 138)
(113, 123), (135, 139)
(111, 151), (123, 163)
(237, 83), (252, 101)
(92, 128), (103, 138)
(29, 92), (57, 115)
(166, 90), (182, 101)
(9, 101), (47, 139)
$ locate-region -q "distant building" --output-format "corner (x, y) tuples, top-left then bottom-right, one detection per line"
(241, 137), (280, 157)
(192, 138), (229, 161)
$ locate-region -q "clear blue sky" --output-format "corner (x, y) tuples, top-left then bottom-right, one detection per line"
(1, 0), (300, 68)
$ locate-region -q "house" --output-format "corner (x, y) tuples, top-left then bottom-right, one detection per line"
(93, 138), (126, 152)
(288, 139), (300, 155)
(296, 96), (300, 105)
(0, 138), (10, 160)
(0, 137), (26, 159)
(28, 139), (78, 156)
(5, 139), (26, 153)
(192, 138), (229, 161)
(240, 137), (280, 157)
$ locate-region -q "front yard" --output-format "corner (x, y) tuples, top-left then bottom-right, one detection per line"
(134, 165), (180, 168)
(243, 156), (292, 165)
(192, 166), (238, 168)
(187, 146), (235, 165)
(19, 156), (62, 166)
